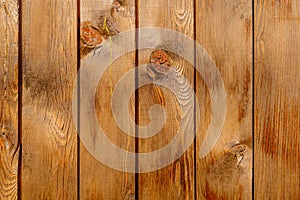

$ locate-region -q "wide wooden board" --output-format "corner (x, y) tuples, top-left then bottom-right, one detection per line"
(196, 0), (253, 199)
(80, 0), (136, 199)
(255, 0), (300, 199)
(137, 0), (195, 199)
(21, 0), (78, 198)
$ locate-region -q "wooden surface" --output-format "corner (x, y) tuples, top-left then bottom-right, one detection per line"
(21, 0), (78, 199)
(80, 0), (136, 199)
(137, 0), (195, 199)
(0, 0), (299, 199)
(0, 0), (19, 199)
(196, 0), (253, 199)
(255, 0), (300, 199)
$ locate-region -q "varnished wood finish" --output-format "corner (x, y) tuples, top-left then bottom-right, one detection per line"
(0, 0), (19, 199)
(196, 0), (253, 199)
(255, 0), (300, 199)
(21, 0), (78, 198)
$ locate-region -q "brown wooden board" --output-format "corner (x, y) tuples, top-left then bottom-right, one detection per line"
(0, 0), (19, 199)
(137, 0), (195, 199)
(255, 0), (300, 199)
(195, 0), (253, 199)
(21, 0), (78, 198)
(79, 0), (136, 199)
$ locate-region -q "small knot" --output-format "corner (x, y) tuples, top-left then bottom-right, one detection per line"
(147, 49), (173, 80)
(230, 143), (247, 166)
(112, 0), (121, 10)
(230, 143), (247, 156)
(80, 22), (103, 48)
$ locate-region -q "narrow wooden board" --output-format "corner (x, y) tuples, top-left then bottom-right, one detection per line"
(21, 0), (78, 198)
(195, 0), (253, 199)
(0, 0), (19, 199)
(255, 0), (300, 199)
(79, 0), (136, 199)
(137, 0), (195, 199)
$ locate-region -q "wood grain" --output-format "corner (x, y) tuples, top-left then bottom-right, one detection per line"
(195, 0), (252, 199)
(80, 0), (136, 199)
(137, 0), (195, 199)
(255, 0), (300, 199)
(0, 0), (19, 199)
(21, 0), (78, 198)
(5, 0), (300, 198)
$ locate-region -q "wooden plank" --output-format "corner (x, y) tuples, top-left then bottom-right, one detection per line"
(21, 0), (78, 199)
(79, 0), (136, 199)
(0, 0), (19, 199)
(137, 0), (195, 199)
(195, 0), (253, 199)
(255, 0), (300, 199)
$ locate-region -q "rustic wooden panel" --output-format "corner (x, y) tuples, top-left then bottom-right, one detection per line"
(195, 0), (253, 199)
(6, 0), (300, 198)
(80, 0), (136, 199)
(255, 0), (300, 199)
(21, 0), (78, 199)
(0, 0), (19, 199)
(137, 0), (195, 199)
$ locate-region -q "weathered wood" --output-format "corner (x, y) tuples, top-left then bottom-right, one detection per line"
(7, 0), (300, 198)
(255, 0), (300, 199)
(195, 0), (252, 199)
(0, 0), (19, 199)
(21, 0), (78, 198)
(137, 0), (195, 199)
(80, 0), (136, 199)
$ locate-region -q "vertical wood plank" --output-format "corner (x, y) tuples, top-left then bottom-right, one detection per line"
(137, 0), (195, 199)
(21, 0), (78, 198)
(79, 0), (136, 199)
(196, 0), (253, 199)
(0, 0), (19, 199)
(255, 0), (300, 199)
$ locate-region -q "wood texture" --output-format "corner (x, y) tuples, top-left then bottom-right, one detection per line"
(137, 0), (195, 199)
(4, 0), (300, 198)
(196, 0), (253, 199)
(255, 0), (300, 199)
(80, 0), (136, 199)
(0, 0), (19, 199)
(21, 0), (78, 198)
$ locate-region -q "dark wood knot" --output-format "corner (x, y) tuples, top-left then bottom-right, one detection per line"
(149, 49), (173, 73)
(80, 22), (103, 48)
(230, 143), (247, 165)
